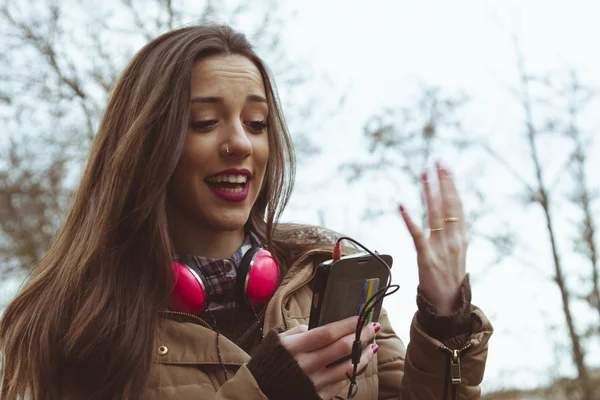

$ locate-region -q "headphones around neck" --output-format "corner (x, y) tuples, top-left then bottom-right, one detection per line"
(170, 247), (280, 315)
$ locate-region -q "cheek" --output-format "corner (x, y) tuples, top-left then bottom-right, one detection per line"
(169, 140), (209, 196)
(254, 136), (269, 170)
(179, 136), (212, 177)
(249, 138), (269, 198)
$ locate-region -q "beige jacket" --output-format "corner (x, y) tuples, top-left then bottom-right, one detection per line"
(147, 248), (493, 399)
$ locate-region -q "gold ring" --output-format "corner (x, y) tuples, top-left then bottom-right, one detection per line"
(445, 217), (460, 223)
(430, 227), (445, 232)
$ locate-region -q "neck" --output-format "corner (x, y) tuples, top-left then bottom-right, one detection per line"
(169, 217), (246, 259)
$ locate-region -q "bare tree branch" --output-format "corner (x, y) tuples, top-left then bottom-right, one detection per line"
(511, 35), (593, 399)
(560, 71), (600, 332)
(0, 0), (340, 276)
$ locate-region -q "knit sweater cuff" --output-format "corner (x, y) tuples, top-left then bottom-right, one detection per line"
(416, 274), (473, 349)
(248, 330), (320, 400)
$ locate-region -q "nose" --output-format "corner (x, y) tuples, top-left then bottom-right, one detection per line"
(220, 120), (252, 158)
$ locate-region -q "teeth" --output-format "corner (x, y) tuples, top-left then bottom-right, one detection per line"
(206, 174), (248, 183)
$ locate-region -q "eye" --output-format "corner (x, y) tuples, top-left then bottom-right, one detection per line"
(245, 120), (269, 133)
(190, 119), (218, 132)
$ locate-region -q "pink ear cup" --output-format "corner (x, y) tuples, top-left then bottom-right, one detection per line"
(170, 262), (207, 314)
(245, 249), (279, 306)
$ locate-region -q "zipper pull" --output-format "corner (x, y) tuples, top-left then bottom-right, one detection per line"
(450, 349), (462, 385)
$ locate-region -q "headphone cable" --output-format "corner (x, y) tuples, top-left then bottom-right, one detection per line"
(207, 307), (229, 381)
(207, 236), (398, 397)
(332, 237), (400, 400)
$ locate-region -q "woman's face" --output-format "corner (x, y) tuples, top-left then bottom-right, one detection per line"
(168, 54), (269, 233)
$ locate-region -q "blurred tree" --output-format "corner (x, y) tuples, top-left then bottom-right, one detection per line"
(336, 83), (510, 262)
(0, 0), (339, 278)
(558, 71), (600, 334)
(339, 84), (475, 224)
(504, 46), (599, 400)
(468, 32), (600, 399)
(344, 38), (599, 400)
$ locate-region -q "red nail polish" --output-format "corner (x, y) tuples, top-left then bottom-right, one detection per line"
(398, 204), (405, 213)
(371, 344), (379, 354)
(373, 323), (381, 333)
(421, 171), (427, 181)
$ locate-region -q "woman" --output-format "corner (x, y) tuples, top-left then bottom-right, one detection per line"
(0, 24), (492, 399)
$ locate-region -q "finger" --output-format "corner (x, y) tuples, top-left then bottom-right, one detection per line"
(421, 170), (445, 237)
(282, 316), (359, 353)
(437, 165), (465, 235)
(318, 380), (348, 400)
(305, 322), (378, 372)
(314, 343), (378, 393)
(399, 204), (427, 252)
(355, 343), (378, 376)
(279, 324), (308, 339)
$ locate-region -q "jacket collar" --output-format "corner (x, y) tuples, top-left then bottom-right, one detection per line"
(263, 248), (332, 331)
(155, 248), (333, 366)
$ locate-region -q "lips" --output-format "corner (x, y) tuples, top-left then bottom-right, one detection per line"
(207, 182), (250, 202)
(204, 169), (252, 202)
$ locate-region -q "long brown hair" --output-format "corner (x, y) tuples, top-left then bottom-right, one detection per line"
(0, 24), (321, 399)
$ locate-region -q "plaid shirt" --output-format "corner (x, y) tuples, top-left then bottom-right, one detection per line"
(173, 232), (260, 311)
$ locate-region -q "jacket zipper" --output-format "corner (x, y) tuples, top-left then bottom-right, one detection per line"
(439, 342), (472, 400)
(162, 310), (212, 329)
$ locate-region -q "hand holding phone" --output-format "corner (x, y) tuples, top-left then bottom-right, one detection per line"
(279, 317), (379, 400)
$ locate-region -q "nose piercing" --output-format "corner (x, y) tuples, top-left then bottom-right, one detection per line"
(225, 146), (230, 154)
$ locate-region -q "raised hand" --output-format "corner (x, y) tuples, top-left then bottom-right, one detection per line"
(399, 163), (467, 315)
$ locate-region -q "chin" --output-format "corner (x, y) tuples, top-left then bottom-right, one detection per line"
(207, 211), (250, 232)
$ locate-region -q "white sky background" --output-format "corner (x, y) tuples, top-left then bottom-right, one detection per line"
(274, 0), (600, 394)
(2, 0), (600, 395)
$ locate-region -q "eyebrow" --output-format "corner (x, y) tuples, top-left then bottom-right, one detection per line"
(191, 94), (268, 104)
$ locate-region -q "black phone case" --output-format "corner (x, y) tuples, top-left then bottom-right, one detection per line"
(308, 263), (331, 329)
(308, 252), (393, 329)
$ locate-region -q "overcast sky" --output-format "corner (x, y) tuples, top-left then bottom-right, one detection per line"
(275, 0), (600, 393)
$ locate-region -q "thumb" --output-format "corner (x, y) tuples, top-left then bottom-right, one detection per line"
(279, 324), (308, 338)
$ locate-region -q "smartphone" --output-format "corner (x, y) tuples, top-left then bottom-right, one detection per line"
(308, 252), (393, 330)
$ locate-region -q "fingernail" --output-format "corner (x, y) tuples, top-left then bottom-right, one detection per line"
(421, 171), (427, 181)
(371, 344), (379, 354)
(436, 160), (442, 169)
(373, 322), (381, 333)
(398, 204), (405, 213)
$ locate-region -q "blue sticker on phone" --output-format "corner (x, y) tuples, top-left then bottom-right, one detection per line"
(357, 278), (379, 323)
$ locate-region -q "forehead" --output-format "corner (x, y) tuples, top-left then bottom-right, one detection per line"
(191, 54), (265, 96)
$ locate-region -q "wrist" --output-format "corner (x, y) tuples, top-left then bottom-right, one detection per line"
(416, 274), (473, 344)
(436, 286), (463, 316)
(248, 330), (320, 400)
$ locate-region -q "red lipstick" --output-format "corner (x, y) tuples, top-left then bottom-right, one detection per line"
(208, 168), (252, 178)
(205, 168), (252, 202)
(207, 184), (250, 202)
